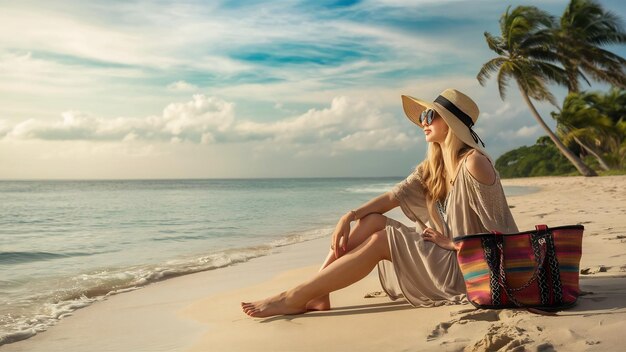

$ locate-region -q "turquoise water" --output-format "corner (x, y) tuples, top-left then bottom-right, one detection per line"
(0, 178), (532, 345)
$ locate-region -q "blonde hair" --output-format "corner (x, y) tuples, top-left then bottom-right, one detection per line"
(417, 127), (471, 231)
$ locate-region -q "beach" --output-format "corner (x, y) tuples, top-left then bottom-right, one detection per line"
(2, 175), (625, 352)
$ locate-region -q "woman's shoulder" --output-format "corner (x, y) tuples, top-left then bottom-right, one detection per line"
(463, 150), (496, 186)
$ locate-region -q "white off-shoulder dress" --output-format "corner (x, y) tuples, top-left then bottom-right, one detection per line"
(377, 154), (518, 307)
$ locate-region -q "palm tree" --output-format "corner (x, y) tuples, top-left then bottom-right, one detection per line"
(551, 92), (613, 170)
(555, 0), (626, 93)
(586, 88), (626, 168)
(477, 6), (597, 176)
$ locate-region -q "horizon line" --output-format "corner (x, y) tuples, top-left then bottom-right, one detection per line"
(0, 176), (406, 182)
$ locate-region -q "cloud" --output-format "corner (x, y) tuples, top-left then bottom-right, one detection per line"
(0, 7), (146, 67)
(2, 95), (416, 153)
(4, 95), (235, 144)
(0, 0), (466, 95)
(161, 95), (235, 137)
(167, 80), (199, 92)
(335, 127), (416, 152)
(515, 125), (541, 138)
(0, 0), (498, 130)
(496, 125), (541, 140)
(234, 96), (417, 151)
(481, 102), (512, 121)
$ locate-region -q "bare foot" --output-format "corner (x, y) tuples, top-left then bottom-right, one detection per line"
(241, 292), (307, 318)
(305, 295), (330, 311)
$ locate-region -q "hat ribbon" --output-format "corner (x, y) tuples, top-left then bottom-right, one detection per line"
(434, 95), (485, 147)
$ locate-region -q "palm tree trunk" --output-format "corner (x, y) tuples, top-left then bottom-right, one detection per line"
(572, 136), (611, 171)
(519, 88), (598, 176)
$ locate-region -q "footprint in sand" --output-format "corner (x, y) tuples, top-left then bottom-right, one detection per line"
(465, 324), (531, 352)
(580, 265), (610, 275)
(457, 310), (502, 324)
(427, 309), (501, 340)
(429, 309), (535, 351)
(610, 235), (626, 240)
(363, 291), (387, 298)
(428, 321), (453, 340)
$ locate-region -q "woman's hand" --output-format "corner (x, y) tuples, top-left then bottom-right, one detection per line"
(421, 227), (455, 251)
(331, 212), (354, 258)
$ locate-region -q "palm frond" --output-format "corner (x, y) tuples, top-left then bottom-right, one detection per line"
(561, 0), (626, 46)
(484, 32), (507, 55)
(582, 47), (626, 66)
(524, 47), (561, 63)
(579, 63), (626, 89)
(496, 63), (511, 100)
(515, 62), (558, 106)
(534, 61), (569, 87)
(502, 6), (555, 52)
(476, 57), (507, 86)
(555, 0), (626, 91)
(520, 28), (557, 50)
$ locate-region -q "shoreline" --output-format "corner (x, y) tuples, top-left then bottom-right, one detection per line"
(0, 225), (335, 347)
(2, 175), (625, 351)
(1, 234), (338, 352)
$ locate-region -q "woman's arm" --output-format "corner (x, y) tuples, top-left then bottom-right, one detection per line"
(348, 191), (400, 222)
(332, 192), (399, 257)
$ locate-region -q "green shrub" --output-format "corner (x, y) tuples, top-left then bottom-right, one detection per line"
(495, 139), (577, 178)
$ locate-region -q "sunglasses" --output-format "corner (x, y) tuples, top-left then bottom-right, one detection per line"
(419, 109), (436, 125)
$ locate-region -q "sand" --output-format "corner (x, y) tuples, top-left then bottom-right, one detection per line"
(3, 175), (625, 352)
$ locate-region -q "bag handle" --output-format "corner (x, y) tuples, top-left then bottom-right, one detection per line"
(489, 226), (549, 306)
(498, 238), (547, 290)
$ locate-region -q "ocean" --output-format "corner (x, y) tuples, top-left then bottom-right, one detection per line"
(0, 178), (531, 345)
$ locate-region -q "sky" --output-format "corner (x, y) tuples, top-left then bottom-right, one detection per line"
(1, 0), (625, 179)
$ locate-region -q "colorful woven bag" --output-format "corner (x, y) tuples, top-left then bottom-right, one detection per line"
(453, 225), (583, 310)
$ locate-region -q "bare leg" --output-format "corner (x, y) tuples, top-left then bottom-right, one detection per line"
(306, 214), (388, 311)
(241, 224), (391, 318)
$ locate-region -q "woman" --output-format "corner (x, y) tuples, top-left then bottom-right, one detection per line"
(241, 88), (518, 317)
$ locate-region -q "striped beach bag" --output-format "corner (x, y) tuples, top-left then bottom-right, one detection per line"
(453, 225), (584, 310)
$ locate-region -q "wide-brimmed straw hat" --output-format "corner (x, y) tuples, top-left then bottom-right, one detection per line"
(401, 88), (485, 150)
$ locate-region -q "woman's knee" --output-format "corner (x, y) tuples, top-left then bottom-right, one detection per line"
(354, 213), (387, 231)
(344, 214), (389, 256)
